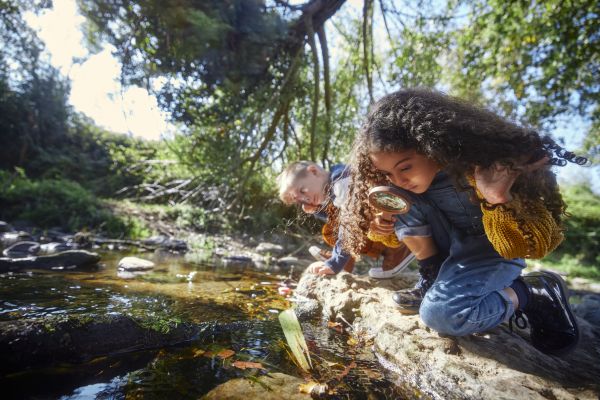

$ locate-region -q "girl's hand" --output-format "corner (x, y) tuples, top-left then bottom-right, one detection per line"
(369, 213), (396, 235)
(474, 157), (549, 204)
(307, 261), (335, 275)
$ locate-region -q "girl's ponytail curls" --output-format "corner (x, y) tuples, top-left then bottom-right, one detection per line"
(542, 137), (588, 166)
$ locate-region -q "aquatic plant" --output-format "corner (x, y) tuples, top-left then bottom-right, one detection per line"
(278, 309), (312, 371)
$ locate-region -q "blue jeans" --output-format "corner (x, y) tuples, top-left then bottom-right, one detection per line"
(419, 233), (525, 336)
(393, 172), (525, 336)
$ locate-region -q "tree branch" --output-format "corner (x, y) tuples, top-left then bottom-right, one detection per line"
(363, 0), (374, 104)
(318, 25), (332, 168)
(305, 14), (320, 162)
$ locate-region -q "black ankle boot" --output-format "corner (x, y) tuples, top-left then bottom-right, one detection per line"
(392, 255), (442, 314)
(517, 271), (579, 356)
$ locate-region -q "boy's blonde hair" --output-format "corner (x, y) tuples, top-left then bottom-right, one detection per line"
(277, 160), (320, 204)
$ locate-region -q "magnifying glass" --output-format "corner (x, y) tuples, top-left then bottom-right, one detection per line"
(368, 186), (411, 217)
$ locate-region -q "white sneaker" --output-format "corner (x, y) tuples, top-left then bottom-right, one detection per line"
(368, 253), (416, 279)
(308, 245), (332, 262)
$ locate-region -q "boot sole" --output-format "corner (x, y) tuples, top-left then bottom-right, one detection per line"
(397, 307), (419, 315)
(539, 270), (581, 356)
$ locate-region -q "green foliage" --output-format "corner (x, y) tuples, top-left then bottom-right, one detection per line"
(554, 184), (600, 264)
(0, 171), (146, 237)
(3, 0), (598, 244)
(78, 0), (288, 123)
(536, 255), (600, 281)
(452, 0), (599, 140)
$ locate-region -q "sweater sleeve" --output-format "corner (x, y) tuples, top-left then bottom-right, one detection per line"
(468, 177), (564, 259)
(324, 239), (353, 274)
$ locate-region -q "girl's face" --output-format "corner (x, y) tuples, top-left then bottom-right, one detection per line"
(369, 150), (440, 194)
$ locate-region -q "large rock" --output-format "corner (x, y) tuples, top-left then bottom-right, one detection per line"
(0, 250), (101, 272)
(0, 314), (200, 373)
(0, 231), (33, 247)
(295, 272), (600, 400)
(0, 317), (262, 374)
(117, 256), (155, 271)
(255, 242), (285, 256)
(221, 255), (255, 269)
(0, 221), (12, 233)
(39, 242), (75, 255)
(202, 372), (311, 400)
(142, 235), (188, 252)
(2, 241), (40, 258)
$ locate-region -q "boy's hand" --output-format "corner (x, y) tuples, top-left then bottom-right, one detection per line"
(474, 157), (548, 204)
(306, 261), (335, 275)
(369, 213), (396, 235)
(301, 203), (320, 214)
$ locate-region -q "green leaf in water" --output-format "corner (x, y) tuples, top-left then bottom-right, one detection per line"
(278, 309), (312, 371)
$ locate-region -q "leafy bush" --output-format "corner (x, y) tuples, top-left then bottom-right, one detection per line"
(553, 185), (600, 265)
(0, 171), (147, 237)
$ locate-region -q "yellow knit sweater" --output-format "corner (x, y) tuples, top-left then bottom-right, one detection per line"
(469, 178), (563, 259)
(366, 231), (402, 248)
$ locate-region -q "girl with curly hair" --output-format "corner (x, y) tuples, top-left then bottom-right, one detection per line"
(339, 88), (586, 355)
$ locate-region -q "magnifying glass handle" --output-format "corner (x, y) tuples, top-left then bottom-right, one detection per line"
(377, 211), (395, 223)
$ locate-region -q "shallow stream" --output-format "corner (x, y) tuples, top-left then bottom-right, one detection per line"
(1, 251), (407, 399)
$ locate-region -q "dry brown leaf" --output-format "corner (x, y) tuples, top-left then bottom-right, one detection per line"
(232, 360), (265, 370)
(217, 349), (235, 359)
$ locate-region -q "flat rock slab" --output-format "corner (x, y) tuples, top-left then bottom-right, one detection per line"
(0, 314), (200, 373)
(202, 372), (311, 400)
(295, 272), (600, 400)
(0, 250), (100, 272)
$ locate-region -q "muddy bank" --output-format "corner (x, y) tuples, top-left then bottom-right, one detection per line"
(295, 272), (600, 400)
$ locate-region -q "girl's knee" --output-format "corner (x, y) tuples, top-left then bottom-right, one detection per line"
(419, 297), (476, 336)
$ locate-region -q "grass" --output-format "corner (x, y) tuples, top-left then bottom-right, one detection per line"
(532, 254), (600, 282)
(0, 171), (149, 238)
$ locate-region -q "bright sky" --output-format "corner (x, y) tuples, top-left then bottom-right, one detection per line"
(24, 0), (172, 141)
(24, 0), (598, 191)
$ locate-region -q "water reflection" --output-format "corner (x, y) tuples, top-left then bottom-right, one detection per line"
(1, 251), (405, 399)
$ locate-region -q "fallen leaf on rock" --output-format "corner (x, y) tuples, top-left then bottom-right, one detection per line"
(327, 321), (343, 333)
(193, 349), (206, 357)
(232, 360), (265, 370)
(298, 381), (328, 395)
(337, 361), (356, 379)
(323, 360), (343, 368)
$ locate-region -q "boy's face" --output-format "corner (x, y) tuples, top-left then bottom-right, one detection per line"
(285, 166), (329, 213)
(370, 150), (440, 194)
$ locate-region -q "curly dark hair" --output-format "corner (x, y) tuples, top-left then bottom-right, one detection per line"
(339, 88), (587, 257)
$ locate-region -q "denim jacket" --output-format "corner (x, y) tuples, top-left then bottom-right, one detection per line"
(394, 171), (487, 254)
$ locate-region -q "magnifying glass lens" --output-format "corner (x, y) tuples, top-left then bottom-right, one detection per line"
(372, 192), (407, 212)
(367, 186), (411, 214)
